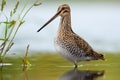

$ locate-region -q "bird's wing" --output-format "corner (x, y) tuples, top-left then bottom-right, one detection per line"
(71, 33), (104, 60)
(73, 33), (94, 55)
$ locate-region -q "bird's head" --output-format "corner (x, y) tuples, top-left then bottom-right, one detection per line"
(37, 4), (70, 32)
(57, 4), (71, 17)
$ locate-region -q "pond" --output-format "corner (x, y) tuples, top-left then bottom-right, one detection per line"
(0, 53), (120, 80)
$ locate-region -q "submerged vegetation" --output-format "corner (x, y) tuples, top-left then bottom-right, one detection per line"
(0, 0), (41, 63)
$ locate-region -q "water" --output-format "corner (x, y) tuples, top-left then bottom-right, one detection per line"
(0, 1), (120, 53)
(0, 53), (120, 80)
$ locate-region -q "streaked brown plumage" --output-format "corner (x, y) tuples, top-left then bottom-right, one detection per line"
(37, 4), (105, 68)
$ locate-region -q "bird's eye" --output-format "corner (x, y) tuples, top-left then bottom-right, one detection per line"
(62, 7), (65, 10)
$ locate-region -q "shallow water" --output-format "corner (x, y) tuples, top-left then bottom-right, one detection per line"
(0, 53), (120, 80)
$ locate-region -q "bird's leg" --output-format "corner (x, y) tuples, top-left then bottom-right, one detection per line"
(74, 62), (78, 69)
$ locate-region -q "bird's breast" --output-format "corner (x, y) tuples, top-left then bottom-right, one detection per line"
(54, 35), (75, 62)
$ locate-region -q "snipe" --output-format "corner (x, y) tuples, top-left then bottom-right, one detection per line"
(37, 4), (105, 68)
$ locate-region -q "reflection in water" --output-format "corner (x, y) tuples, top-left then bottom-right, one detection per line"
(0, 67), (3, 80)
(0, 66), (30, 80)
(22, 66), (31, 80)
(59, 68), (104, 80)
(22, 69), (29, 80)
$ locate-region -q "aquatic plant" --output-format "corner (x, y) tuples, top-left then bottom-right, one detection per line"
(23, 44), (30, 66)
(0, 0), (41, 63)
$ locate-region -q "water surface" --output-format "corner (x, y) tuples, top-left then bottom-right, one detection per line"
(0, 53), (120, 80)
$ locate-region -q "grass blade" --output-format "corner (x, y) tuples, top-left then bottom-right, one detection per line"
(25, 44), (29, 57)
(23, 44), (30, 66)
(8, 20), (16, 28)
(34, 2), (41, 6)
(1, 0), (6, 11)
(6, 42), (14, 53)
(13, 1), (19, 14)
(0, 38), (5, 41)
(4, 21), (8, 39)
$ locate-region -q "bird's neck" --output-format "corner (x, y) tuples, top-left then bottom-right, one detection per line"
(58, 14), (73, 33)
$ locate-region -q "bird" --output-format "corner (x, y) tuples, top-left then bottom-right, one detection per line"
(37, 4), (105, 68)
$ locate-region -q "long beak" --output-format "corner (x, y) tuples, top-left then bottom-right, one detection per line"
(37, 10), (61, 32)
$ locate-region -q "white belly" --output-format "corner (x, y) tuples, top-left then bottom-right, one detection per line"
(54, 41), (75, 62)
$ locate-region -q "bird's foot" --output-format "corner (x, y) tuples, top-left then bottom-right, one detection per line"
(74, 63), (78, 69)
